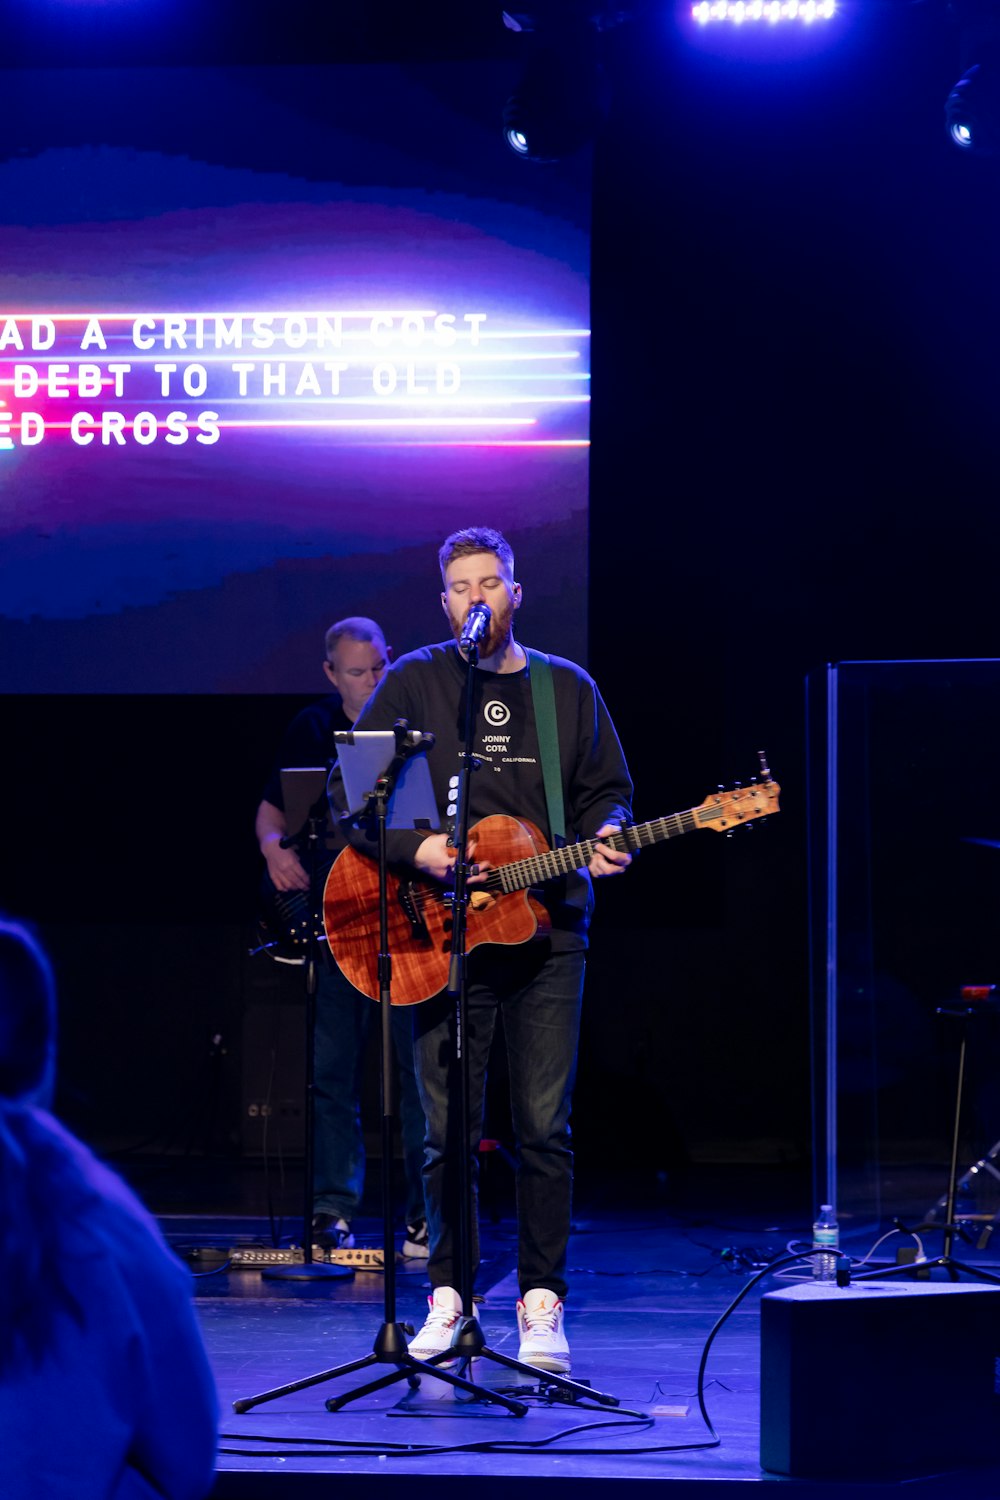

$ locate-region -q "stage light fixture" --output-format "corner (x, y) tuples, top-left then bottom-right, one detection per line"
(946, 68), (978, 148)
(501, 5), (628, 162)
(946, 65), (1000, 156)
(502, 45), (608, 160)
(691, 0), (835, 23)
(944, 61), (1000, 154)
(943, 7), (1000, 157)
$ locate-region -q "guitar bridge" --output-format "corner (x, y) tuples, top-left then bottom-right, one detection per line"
(398, 880), (430, 942)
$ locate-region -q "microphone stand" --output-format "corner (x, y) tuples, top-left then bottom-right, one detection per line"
(234, 723), (527, 1417)
(262, 795), (353, 1284)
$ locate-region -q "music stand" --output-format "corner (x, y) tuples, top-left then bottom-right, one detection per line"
(261, 768), (353, 1284)
(234, 724), (531, 1416)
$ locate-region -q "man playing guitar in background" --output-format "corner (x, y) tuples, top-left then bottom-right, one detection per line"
(255, 616), (429, 1256)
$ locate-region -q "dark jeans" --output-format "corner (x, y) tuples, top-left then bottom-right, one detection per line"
(313, 961), (427, 1227)
(412, 941), (586, 1300)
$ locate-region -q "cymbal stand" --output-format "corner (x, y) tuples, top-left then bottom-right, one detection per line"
(854, 995), (1000, 1286)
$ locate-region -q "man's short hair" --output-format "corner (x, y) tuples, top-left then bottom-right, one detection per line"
(438, 527), (514, 583)
(324, 616), (385, 662)
(0, 919), (55, 1104)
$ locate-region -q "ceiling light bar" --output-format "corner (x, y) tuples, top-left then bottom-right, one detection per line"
(691, 0), (835, 23)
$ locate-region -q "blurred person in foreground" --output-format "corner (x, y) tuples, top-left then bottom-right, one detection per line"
(0, 917), (219, 1500)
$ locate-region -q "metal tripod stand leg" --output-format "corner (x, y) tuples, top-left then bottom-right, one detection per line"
(234, 1321), (529, 1417)
(445, 1317), (620, 1407)
(925, 1136), (1000, 1251)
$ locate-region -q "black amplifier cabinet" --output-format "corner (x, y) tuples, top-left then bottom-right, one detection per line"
(761, 1279), (1000, 1479)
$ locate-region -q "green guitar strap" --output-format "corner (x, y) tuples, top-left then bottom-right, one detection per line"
(525, 647), (566, 846)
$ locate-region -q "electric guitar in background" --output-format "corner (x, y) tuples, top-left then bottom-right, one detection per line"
(254, 868), (332, 964)
(322, 755), (781, 1005)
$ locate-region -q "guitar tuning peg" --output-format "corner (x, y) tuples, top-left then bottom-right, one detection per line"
(718, 784), (725, 792)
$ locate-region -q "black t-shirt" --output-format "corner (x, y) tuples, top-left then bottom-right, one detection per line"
(261, 696), (352, 812)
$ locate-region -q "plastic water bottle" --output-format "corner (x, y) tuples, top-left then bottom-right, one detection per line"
(811, 1203), (839, 1282)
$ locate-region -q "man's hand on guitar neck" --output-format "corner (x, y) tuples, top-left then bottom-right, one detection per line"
(412, 832), (491, 886)
(412, 824), (630, 884)
(588, 823), (632, 879)
(262, 835), (310, 892)
(256, 800), (309, 891)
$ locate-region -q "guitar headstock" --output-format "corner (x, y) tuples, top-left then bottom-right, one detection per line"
(695, 754), (781, 832)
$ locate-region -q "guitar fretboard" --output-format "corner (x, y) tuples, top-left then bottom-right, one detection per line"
(484, 808), (702, 896)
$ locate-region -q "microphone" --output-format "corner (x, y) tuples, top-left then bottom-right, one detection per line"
(460, 602), (491, 653)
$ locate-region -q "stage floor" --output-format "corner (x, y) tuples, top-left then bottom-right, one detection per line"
(130, 1160), (1000, 1497)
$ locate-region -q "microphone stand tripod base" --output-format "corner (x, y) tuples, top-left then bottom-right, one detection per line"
(319, 1317), (531, 1416)
(262, 1260), (355, 1283)
(387, 1314), (619, 1415)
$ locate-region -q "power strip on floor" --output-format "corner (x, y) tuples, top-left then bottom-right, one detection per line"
(222, 1244), (387, 1269)
(329, 1246), (386, 1268)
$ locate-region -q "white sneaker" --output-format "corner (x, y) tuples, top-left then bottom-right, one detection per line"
(517, 1288), (570, 1373)
(408, 1286), (476, 1366)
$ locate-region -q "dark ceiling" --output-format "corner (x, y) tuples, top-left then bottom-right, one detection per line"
(5, 1), (524, 67)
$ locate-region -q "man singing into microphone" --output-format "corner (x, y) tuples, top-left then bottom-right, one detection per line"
(345, 526), (633, 1373)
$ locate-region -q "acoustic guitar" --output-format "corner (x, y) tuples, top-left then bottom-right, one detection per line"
(322, 766), (780, 1005)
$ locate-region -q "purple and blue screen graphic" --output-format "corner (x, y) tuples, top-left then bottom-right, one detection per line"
(0, 66), (591, 691)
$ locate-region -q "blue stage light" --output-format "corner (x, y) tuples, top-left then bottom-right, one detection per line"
(501, 5), (622, 162)
(945, 62), (1000, 155)
(691, 0), (835, 23)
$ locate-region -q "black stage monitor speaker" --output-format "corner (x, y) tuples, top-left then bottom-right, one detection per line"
(240, 994), (306, 1156)
(761, 1280), (1000, 1479)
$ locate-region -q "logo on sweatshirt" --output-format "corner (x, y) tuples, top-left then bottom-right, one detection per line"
(484, 700), (510, 727)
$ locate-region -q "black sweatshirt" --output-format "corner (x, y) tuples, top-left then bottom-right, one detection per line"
(342, 640), (633, 949)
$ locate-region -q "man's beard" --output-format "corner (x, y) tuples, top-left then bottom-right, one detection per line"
(450, 598), (514, 659)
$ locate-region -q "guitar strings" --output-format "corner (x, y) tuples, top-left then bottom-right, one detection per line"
(350, 785), (776, 917)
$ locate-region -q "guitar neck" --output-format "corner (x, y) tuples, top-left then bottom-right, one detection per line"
(486, 808), (702, 896)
